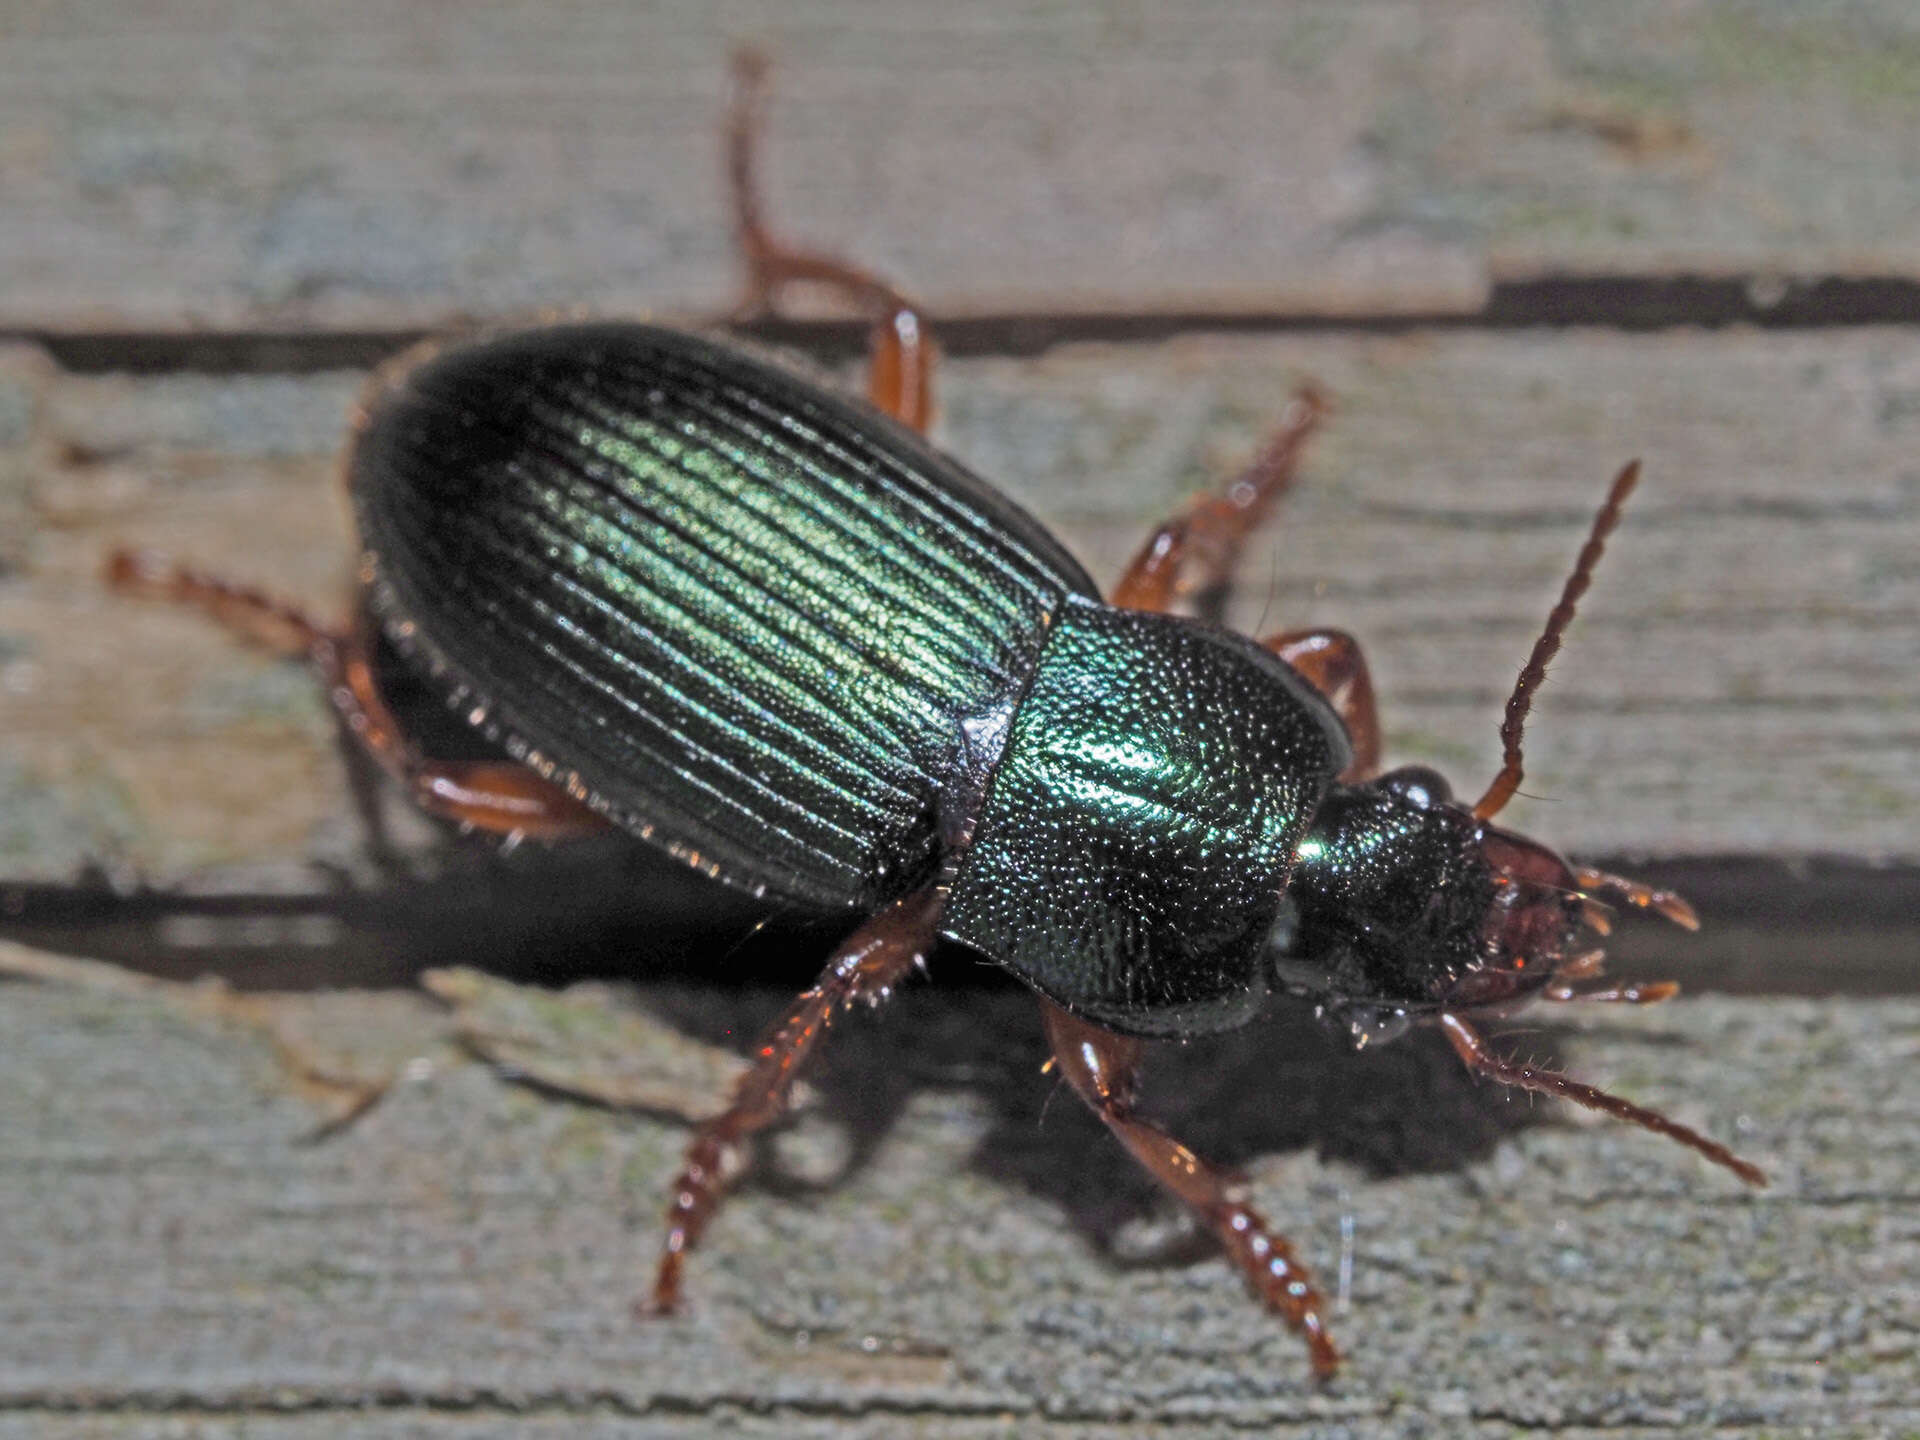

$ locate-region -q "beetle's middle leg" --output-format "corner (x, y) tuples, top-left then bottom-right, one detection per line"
(652, 884), (945, 1315)
(725, 48), (935, 433)
(1040, 1000), (1341, 1377)
(106, 549), (609, 843)
(1110, 384), (1330, 622)
(1260, 629), (1381, 781)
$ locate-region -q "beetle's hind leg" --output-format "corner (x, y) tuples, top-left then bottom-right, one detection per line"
(725, 48), (934, 433)
(1040, 1001), (1341, 1377)
(651, 886), (944, 1315)
(320, 613), (610, 843)
(1110, 384), (1330, 623)
(106, 550), (607, 844)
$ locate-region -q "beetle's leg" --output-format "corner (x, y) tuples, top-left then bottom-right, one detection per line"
(106, 547), (399, 847)
(1110, 384), (1330, 622)
(106, 547), (335, 658)
(317, 615), (610, 842)
(726, 48), (935, 432)
(107, 549), (607, 842)
(652, 885), (944, 1314)
(1436, 1012), (1767, 1186)
(1040, 1000), (1341, 1377)
(1259, 628), (1381, 781)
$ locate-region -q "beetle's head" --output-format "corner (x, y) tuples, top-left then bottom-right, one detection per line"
(1271, 768), (1571, 1027)
(1270, 459), (1695, 1046)
(1273, 765), (1693, 1044)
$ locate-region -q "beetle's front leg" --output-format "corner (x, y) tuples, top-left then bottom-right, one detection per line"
(651, 884), (945, 1314)
(726, 49), (935, 433)
(1110, 384), (1330, 621)
(1040, 1001), (1341, 1377)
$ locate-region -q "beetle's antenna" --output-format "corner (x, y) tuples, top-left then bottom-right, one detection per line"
(1436, 1012), (1766, 1186)
(1474, 460), (1640, 820)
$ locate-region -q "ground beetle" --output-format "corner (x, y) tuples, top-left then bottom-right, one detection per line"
(103, 53), (1766, 1376)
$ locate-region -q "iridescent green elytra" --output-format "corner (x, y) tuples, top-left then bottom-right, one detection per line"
(352, 323), (1347, 1035)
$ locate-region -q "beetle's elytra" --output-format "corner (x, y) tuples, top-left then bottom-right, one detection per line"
(91, 53), (1764, 1377)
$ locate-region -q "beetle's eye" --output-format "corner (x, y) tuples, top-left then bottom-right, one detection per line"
(1378, 765), (1452, 810)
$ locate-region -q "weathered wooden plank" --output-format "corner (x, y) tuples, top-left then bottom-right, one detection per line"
(2, 326), (1915, 891)
(1, 944), (1914, 1434)
(6, 2), (1920, 330)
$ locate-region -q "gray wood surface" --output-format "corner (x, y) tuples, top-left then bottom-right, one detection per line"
(3, 328), (1915, 883)
(2, 323), (1915, 1433)
(6, 2), (1920, 330)
(2, 944), (1916, 1436)
(4, 5), (1918, 1434)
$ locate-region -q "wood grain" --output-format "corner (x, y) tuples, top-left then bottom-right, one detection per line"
(6, 1), (1920, 331)
(4, 11), (1917, 1424)
(3, 327), (1914, 888)
(2, 947), (1914, 1435)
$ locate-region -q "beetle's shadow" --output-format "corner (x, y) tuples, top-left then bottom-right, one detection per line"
(3, 849), (1555, 1263)
(646, 963), (1556, 1262)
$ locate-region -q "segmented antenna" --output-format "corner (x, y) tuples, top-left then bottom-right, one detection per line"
(1438, 1012), (1767, 1186)
(1474, 460), (1641, 821)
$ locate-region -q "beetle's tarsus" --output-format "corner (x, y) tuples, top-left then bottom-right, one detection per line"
(104, 546), (332, 657)
(723, 47), (936, 431)
(1110, 383), (1330, 622)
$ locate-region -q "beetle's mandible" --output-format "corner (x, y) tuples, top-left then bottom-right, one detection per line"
(96, 52), (1766, 1378)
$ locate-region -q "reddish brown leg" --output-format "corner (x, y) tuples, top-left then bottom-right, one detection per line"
(1260, 628), (1381, 781)
(1040, 1001), (1341, 1377)
(1436, 1012), (1767, 1186)
(319, 613), (608, 840)
(653, 886), (945, 1313)
(107, 547), (331, 658)
(1110, 384), (1330, 621)
(106, 548), (609, 841)
(727, 49), (935, 432)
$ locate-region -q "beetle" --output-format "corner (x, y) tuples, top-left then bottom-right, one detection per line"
(99, 52), (1764, 1376)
